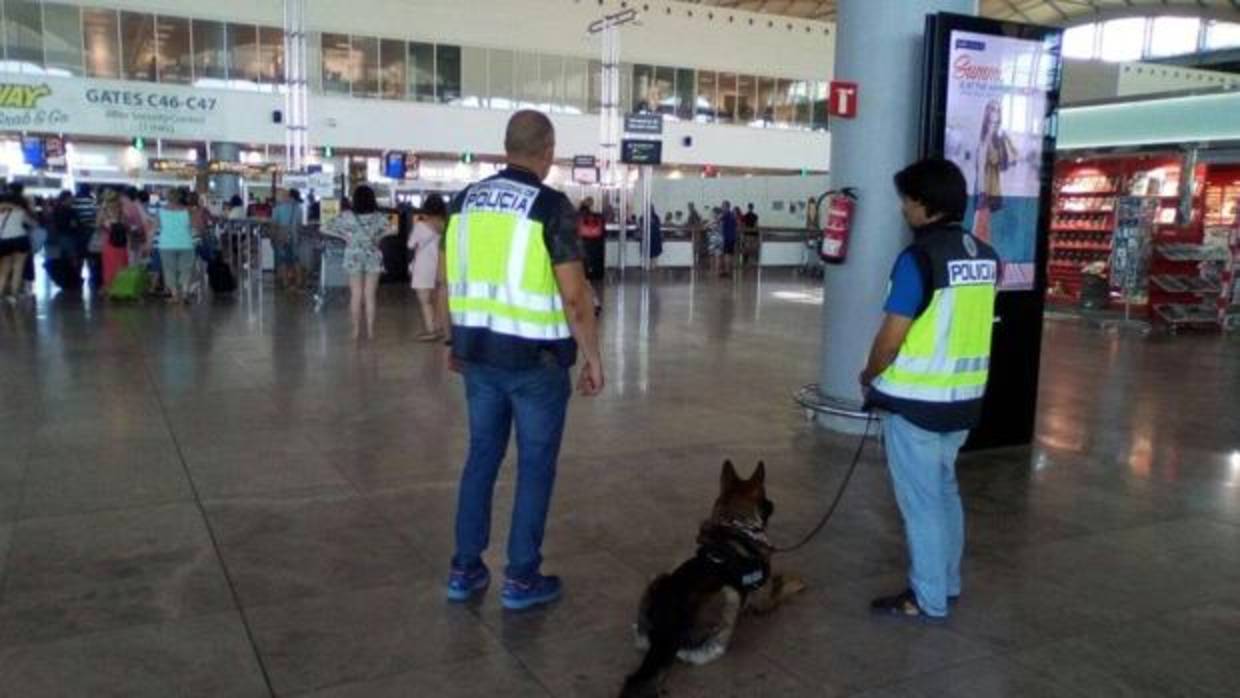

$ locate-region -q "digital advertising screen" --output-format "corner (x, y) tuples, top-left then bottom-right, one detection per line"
(942, 30), (1059, 290)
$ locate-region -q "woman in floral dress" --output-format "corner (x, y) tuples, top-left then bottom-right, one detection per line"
(322, 185), (395, 340)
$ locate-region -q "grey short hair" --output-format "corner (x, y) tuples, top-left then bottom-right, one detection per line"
(505, 110), (555, 158)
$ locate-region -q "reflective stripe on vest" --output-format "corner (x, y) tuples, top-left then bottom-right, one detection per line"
(872, 277), (996, 404)
(445, 189), (570, 341)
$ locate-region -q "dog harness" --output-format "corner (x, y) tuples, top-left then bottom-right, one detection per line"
(695, 526), (771, 595)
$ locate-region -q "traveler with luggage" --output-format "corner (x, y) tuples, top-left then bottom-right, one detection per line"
(97, 190), (129, 289)
(156, 188), (198, 303)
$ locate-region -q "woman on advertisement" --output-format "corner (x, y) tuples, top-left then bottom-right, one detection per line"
(972, 99), (1018, 243)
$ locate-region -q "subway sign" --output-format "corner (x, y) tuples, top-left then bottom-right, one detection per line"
(0, 83), (51, 109)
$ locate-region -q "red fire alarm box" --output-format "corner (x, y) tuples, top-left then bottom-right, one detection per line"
(828, 81), (858, 119)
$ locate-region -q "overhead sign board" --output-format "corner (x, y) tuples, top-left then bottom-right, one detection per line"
(620, 139), (662, 165)
(624, 113), (663, 135)
(573, 154), (597, 168)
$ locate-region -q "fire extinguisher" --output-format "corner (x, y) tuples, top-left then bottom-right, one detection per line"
(818, 187), (858, 264)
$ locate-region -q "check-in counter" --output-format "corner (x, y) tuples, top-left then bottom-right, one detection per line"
(758, 228), (816, 267)
(600, 224), (815, 269)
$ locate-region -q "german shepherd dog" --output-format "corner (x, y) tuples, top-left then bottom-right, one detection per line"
(620, 461), (806, 697)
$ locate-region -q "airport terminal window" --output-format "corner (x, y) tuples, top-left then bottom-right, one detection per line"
(435, 44), (460, 104)
(810, 81), (828, 131)
(654, 66), (675, 115)
(619, 62), (633, 114)
(488, 48), (515, 110)
(226, 23), (259, 85)
(793, 80), (812, 128)
(321, 32), (351, 95)
(192, 19), (226, 82)
(674, 68), (694, 120)
(120, 11), (156, 82)
(717, 72), (738, 124)
(409, 41), (435, 102)
(541, 54), (564, 111)
(780, 79), (801, 127)
(587, 59), (602, 113)
(695, 70), (716, 123)
(353, 35), (379, 98)
(1148, 17), (1200, 58)
(3, 0), (43, 70)
(156, 16), (192, 84)
(258, 26), (284, 85)
(632, 64), (653, 111)
(515, 51), (540, 107)
(44, 3), (84, 77)
(305, 31), (321, 92)
(1205, 20), (1240, 50)
(564, 57), (588, 114)
(459, 46), (486, 107)
(756, 75), (775, 125)
(736, 74), (755, 123)
(83, 8), (120, 79)
(1100, 18), (1145, 63)
(380, 38), (405, 100)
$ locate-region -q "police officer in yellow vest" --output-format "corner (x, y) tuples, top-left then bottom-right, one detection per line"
(860, 158), (999, 620)
(438, 110), (603, 610)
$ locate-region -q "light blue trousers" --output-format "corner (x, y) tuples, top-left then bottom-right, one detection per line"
(883, 413), (969, 617)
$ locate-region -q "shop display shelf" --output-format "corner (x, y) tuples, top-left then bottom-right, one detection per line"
(1155, 244), (1230, 262)
(1154, 303), (1219, 326)
(1051, 226), (1112, 232)
(1057, 190), (1118, 197)
(1150, 275), (1221, 295)
(1053, 244), (1112, 252)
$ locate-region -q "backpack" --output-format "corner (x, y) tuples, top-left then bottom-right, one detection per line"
(207, 259), (237, 294)
(45, 257), (81, 291)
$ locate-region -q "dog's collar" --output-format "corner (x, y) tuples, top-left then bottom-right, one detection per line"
(695, 523), (772, 594)
(708, 518), (772, 551)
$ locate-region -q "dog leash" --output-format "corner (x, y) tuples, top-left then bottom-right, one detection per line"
(770, 412), (878, 554)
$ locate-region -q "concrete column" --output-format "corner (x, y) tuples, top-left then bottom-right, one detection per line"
(818, 0), (976, 432)
(210, 142), (242, 202)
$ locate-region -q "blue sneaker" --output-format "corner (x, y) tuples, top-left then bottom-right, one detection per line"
(501, 574), (563, 611)
(445, 564), (490, 602)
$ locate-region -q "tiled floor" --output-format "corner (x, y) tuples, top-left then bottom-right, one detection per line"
(1, 270), (1238, 697)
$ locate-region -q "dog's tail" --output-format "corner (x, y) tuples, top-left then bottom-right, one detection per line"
(619, 576), (689, 698)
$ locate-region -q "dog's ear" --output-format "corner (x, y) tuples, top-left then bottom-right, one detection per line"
(721, 460), (740, 492)
(751, 461), (766, 485)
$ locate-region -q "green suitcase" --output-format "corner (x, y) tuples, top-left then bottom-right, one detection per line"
(107, 266), (149, 301)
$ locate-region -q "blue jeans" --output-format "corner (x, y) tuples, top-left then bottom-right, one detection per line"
(883, 413), (969, 617)
(453, 361), (572, 581)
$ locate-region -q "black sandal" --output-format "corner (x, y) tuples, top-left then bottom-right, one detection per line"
(871, 589), (921, 615)
(870, 589), (946, 622)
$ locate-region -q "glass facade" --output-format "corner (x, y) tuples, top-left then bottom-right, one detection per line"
(82, 7), (118, 78)
(43, 2), (83, 76)
(226, 23), (258, 84)
(4, 0), (44, 69)
(156, 15), (191, 84)
(0, 1), (829, 133)
(120, 11), (155, 82)
(192, 19), (226, 82)
(257, 26), (284, 85)
(409, 41), (434, 102)
(1062, 17), (1240, 61)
